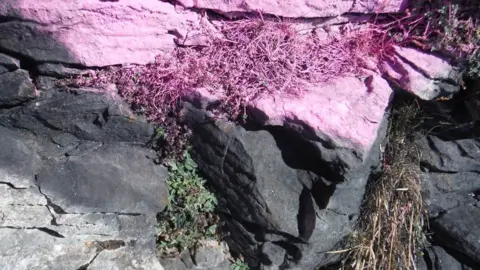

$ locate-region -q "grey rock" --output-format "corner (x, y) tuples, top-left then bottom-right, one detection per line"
(0, 65), (7, 74)
(159, 257), (190, 270)
(0, 69), (36, 106)
(193, 241), (226, 268)
(36, 142), (169, 214)
(51, 132), (80, 147)
(415, 88), (480, 268)
(260, 242), (286, 267)
(37, 63), (86, 78)
(416, 245), (478, 270)
(0, 89), (168, 269)
(430, 205), (480, 264)
(0, 126), (42, 188)
(0, 185), (51, 227)
(181, 103), (387, 269)
(0, 53), (20, 74)
(0, 212), (163, 270)
(34, 76), (58, 93)
(0, 90), (154, 144)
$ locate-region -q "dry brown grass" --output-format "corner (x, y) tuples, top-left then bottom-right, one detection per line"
(339, 99), (427, 270)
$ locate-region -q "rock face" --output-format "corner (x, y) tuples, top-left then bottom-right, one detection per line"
(380, 46), (461, 100)
(0, 1), (475, 270)
(0, 70), (169, 269)
(0, 69), (37, 106)
(414, 85), (480, 269)
(0, 0), (212, 67)
(159, 240), (232, 270)
(175, 0), (408, 18)
(181, 102), (389, 269)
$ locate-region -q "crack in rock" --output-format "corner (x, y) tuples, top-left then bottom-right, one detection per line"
(76, 240), (125, 270)
(0, 226), (64, 238)
(76, 251), (101, 270)
(85, 239), (126, 252)
(0, 181), (28, 189)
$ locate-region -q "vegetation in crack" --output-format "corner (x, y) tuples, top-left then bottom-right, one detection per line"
(338, 93), (427, 270)
(155, 151), (219, 257)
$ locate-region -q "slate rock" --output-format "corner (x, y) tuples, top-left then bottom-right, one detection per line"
(415, 84), (480, 267)
(181, 103), (387, 269)
(430, 205), (480, 264)
(192, 240), (226, 268)
(0, 0), (214, 67)
(36, 63), (86, 78)
(36, 142), (169, 214)
(0, 126), (42, 188)
(175, 0), (406, 18)
(0, 53), (20, 74)
(0, 90), (154, 144)
(0, 88), (168, 269)
(380, 46), (461, 100)
(0, 69), (37, 106)
(416, 245), (478, 270)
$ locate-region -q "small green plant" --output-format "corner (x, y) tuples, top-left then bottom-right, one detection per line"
(231, 258), (249, 270)
(467, 47), (480, 79)
(155, 127), (165, 138)
(156, 152), (218, 256)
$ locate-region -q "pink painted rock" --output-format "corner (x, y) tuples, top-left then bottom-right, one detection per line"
(186, 73), (392, 156)
(380, 46), (460, 100)
(249, 74), (393, 154)
(175, 0), (408, 18)
(0, 0), (213, 67)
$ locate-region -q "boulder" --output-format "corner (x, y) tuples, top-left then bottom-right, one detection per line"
(0, 69), (37, 106)
(415, 84), (480, 267)
(380, 46), (461, 100)
(416, 246), (479, 270)
(0, 87), (169, 269)
(0, 0), (214, 67)
(0, 89), (154, 144)
(180, 102), (388, 269)
(174, 0), (408, 18)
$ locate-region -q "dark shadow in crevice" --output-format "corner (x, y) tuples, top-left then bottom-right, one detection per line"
(243, 123), (343, 183)
(297, 186), (316, 242)
(311, 178), (336, 210)
(415, 78), (480, 141)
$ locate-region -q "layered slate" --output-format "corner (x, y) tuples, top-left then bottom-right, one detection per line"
(0, 72), (168, 270)
(0, 0), (214, 66)
(174, 0), (408, 18)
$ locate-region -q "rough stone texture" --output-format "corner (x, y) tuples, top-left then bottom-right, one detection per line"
(415, 84), (480, 268)
(0, 69), (37, 106)
(158, 241), (231, 270)
(36, 63), (87, 78)
(380, 46), (461, 100)
(192, 240), (226, 268)
(0, 52), (20, 74)
(188, 73), (393, 182)
(0, 0), (213, 67)
(181, 103), (388, 269)
(0, 87), (168, 269)
(430, 205), (480, 265)
(175, 0), (408, 18)
(250, 74), (393, 153)
(0, 89), (154, 144)
(416, 246), (478, 270)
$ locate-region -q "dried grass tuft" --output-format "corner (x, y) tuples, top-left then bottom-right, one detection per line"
(342, 100), (427, 270)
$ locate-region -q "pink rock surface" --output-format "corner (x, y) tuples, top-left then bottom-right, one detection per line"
(0, 0), (212, 67)
(249, 74), (393, 153)
(393, 46), (459, 80)
(380, 46), (460, 100)
(175, 0), (408, 18)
